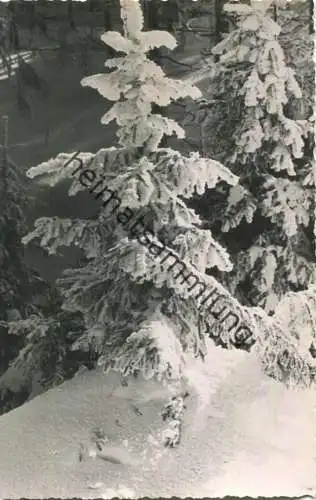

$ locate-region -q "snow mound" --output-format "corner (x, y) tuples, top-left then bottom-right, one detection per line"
(0, 343), (315, 498)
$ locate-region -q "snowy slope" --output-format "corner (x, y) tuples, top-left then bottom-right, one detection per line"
(0, 342), (315, 499)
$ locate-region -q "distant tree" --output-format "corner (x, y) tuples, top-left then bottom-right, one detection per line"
(67, 0), (75, 30)
(7, 1), (20, 50)
(16, 56), (50, 143)
(0, 116), (31, 379)
(0, 15), (12, 77)
(0, 117), (30, 319)
(0, 117), (80, 413)
(142, 0), (168, 145)
(309, 0), (313, 34)
(215, 0), (227, 43)
(279, 0), (314, 117)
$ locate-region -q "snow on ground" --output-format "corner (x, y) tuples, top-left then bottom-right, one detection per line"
(0, 342), (315, 498)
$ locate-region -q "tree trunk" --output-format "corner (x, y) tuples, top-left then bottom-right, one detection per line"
(309, 0), (314, 34)
(103, 4), (113, 31)
(214, 0), (231, 48)
(273, 4), (278, 23)
(103, 4), (115, 56)
(0, 116), (8, 212)
(215, 0), (222, 44)
(67, 0), (75, 29)
(7, 2), (20, 50)
(143, 0), (168, 148)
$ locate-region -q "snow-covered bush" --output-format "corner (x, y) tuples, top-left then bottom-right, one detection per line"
(0, 152), (29, 321)
(0, 276), (89, 414)
(19, 0), (315, 444)
(0, 119), (34, 387)
(0, 121), (87, 413)
(0, 308), (86, 409)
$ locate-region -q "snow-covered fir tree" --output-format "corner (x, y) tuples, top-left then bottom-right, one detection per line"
(18, 0), (315, 444)
(188, 0), (315, 314)
(0, 302), (88, 414)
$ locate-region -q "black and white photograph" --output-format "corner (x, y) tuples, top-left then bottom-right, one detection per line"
(0, 0), (315, 497)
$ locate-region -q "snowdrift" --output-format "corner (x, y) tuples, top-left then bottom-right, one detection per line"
(0, 343), (315, 498)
